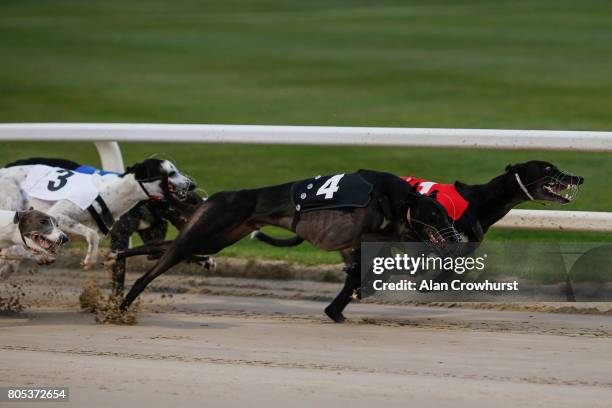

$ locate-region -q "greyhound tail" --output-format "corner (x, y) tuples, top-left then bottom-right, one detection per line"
(250, 230), (305, 247)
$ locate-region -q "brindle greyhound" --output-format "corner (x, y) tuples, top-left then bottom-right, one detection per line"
(106, 192), (208, 294)
(118, 170), (460, 321)
(254, 160), (585, 255)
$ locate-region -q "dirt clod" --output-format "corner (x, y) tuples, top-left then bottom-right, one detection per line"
(79, 280), (103, 312)
(79, 280), (140, 324)
(0, 282), (27, 314)
(94, 295), (140, 325)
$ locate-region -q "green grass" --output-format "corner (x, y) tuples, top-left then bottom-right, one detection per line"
(1, 1), (611, 264)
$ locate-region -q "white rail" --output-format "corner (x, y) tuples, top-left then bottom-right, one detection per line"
(1, 123), (612, 151)
(494, 209), (612, 232)
(0, 123), (610, 233)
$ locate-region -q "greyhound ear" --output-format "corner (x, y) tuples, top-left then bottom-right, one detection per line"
(505, 164), (513, 172)
(406, 190), (420, 203)
(13, 212), (20, 224)
(125, 163), (146, 180)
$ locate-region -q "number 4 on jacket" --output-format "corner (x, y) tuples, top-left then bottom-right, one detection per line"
(316, 174), (344, 199)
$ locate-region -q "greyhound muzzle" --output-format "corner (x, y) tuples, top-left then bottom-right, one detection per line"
(516, 171), (584, 205)
(23, 231), (69, 256)
(406, 208), (461, 247)
(163, 176), (196, 201)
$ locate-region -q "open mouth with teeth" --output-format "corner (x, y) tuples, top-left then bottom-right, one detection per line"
(168, 184), (189, 201)
(424, 228), (445, 246)
(541, 180), (580, 204)
(422, 226), (462, 255)
(27, 233), (60, 255)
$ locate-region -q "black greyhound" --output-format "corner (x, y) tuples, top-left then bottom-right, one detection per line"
(254, 160), (584, 250)
(118, 170), (461, 321)
(4, 157), (209, 295)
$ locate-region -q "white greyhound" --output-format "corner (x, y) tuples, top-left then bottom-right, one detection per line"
(0, 158), (194, 269)
(0, 209), (69, 280)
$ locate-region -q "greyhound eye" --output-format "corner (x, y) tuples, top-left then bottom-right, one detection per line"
(545, 166), (552, 171)
(40, 219), (49, 225)
(168, 171), (177, 177)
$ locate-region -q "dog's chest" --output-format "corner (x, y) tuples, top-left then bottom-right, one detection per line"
(291, 173), (373, 213)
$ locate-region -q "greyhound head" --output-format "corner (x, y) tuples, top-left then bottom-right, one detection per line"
(506, 161), (584, 204)
(145, 190), (205, 231)
(407, 192), (460, 249)
(125, 159), (196, 201)
(15, 210), (69, 256)
(165, 190), (205, 228)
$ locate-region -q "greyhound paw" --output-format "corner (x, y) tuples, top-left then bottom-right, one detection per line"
(37, 256), (56, 266)
(80, 261), (94, 271)
(193, 256), (216, 270)
(324, 306), (346, 323)
(103, 252), (118, 267)
(200, 257), (216, 271)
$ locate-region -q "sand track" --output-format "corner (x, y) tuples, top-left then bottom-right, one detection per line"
(1, 267), (612, 407)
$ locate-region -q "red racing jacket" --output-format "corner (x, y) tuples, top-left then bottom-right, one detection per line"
(401, 176), (470, 221)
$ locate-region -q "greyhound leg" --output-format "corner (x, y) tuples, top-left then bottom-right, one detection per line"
(325, 249), (361, 323)
(108, 208), (142, 296)
(325, 267), (360, 323)
(116, 241), (172, 260)
(120, 242), (187, 310)
(0, 244), (57, 280)
(116, 240), (214, 269)
(137, 213), (215, 268)
(53, 215), (100, 269)
(1, 244), (54, 264)
(137, 216), (169, 249)
(120, 224), (254, 310)
(340, 249), (353, 265)
(0, 179), (29, 277)
(120, 194), (257, 309)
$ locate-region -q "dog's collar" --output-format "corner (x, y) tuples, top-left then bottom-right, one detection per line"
(12, 212), (28, 248)
(514, 173), (535, 201)
(138, 180), (162, 201)
(87, 196), (116, 235)
(17, 223), (29, 249)
(20, 232), (28, 248)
